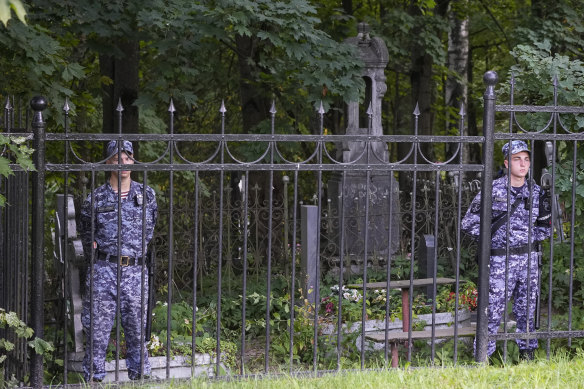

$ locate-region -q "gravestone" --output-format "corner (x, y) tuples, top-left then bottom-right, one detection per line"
(301, 205), (318, 305)
(329, 22), (400, 271)
(418, 234), (436, 298)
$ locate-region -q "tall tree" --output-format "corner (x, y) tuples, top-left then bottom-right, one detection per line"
(408, 0), (450, 147)
(445, 1), (470, 162)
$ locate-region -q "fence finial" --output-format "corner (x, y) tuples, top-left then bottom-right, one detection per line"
(5, 96), (11, 110)
(366, 102), (373, 116)
(459, 102), (465, 117)
(116, 98), (124, 112)
(318, 101), (325, 115)
(63, 98), (70, 113)
(219, 100), (226, 114)
(483, 71), (498, 99)
(413, 102), (420, 116)
(30, 96), (47, 121)
(269, 100), (277, 115)
(168, 98), (176, 113)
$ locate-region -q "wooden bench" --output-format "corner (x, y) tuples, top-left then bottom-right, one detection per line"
(348, 277), (459, 334)
(365, 326), (476, 367)
(348, 278), (470, 367)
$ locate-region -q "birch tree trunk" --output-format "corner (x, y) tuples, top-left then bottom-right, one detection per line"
(445, 3), (469, 163)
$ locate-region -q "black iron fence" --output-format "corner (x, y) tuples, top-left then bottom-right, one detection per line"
(1, 71), (584, 387)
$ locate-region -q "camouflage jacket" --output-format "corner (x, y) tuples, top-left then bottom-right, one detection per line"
(461, 176), (551, 249)
(79, 180), (157, 260)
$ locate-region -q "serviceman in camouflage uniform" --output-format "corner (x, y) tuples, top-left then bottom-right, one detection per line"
(462, 140), (551, 361)
(80, 140), (157, 381)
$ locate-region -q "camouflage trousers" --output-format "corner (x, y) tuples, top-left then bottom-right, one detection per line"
(485, 252), (540, 356)
(81, 261), (151, 381)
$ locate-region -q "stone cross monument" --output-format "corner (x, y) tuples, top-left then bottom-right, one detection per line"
(329, 22), (400, 274)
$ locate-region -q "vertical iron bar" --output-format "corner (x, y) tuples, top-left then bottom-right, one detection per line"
(115, 101), (124, 381)
(216, 101), (226, 376)
(30, 96), (47, 388)
(264, 101), (276, 373)
(283, 176), (289, 280)
(336, 170), (347, 370)
(140, 171), (148, 380)
(407, 104), (421, 363)
(360, 103), (373, 368)
(240, 171), (249, 374)
(453, 103), (466, 364)
(567, 140), (577, 348)
(62, 99), (70, 384)
(383, 172), (395, 366)
(166, 100), (176, 379)
(475, 71), (497, 363)
(288, 170), (299, 373)
(192, 171), (200, 376)
(89, 170), (96, 381)
(430, 170), (440, 364)
(312, 102), (325, 372)
(502, 75), (515, 362)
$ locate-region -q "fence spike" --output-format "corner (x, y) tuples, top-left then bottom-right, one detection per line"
(269, 100), (277, 115)
(413, 102), (420, 116)
(366, 102), (373, 116)
(5, 96), (11, 110)
(63, 98), (70, 113)
(116, 98), (124, 112)
(459, 102), (465, 117)
(318, 101), (325, 115)
(168, 98), (176, 113)
(219, 100), (227, 114)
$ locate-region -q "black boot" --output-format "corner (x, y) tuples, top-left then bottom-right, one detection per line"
(519, 349), (535, 361)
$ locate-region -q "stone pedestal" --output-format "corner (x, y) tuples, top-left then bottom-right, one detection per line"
(328, 172), (400, 258)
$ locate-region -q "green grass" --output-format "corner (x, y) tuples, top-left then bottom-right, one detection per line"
(134, 353), (584, 389)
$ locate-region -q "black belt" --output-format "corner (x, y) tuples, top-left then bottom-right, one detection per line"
(491, 245), (538, 256)
(97, 251), (144, 266)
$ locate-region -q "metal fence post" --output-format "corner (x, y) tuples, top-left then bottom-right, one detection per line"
(30, 96), (47, 387)
(475, 71), (497, 363)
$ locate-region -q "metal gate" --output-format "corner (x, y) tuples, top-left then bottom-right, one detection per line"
(1, 70), (584, 387)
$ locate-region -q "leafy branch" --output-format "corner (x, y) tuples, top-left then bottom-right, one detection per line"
(0, 135), (35, 207)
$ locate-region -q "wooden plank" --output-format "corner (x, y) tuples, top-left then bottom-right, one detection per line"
(347, 277), (458, 290)
(365, 326), (476, 342)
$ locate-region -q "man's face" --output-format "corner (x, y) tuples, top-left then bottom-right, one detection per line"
(504, 151), (530, 180)
(107, 151), (133, 179)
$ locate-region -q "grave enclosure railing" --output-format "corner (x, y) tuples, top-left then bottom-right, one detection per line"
(1, 71), (584, 387)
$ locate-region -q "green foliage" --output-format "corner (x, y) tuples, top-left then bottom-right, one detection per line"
(0, 308), (54, 386)
(504, 37), (584, 333)
(0, 135), (35, 207)
(0, 0), (26, 26)
(434, 281), (478, 313)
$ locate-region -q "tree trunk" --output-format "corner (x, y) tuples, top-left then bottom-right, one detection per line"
(466, 46), (481, 165)
(234, 34), (284, 265)
(445, 3), (469, 163)
(408, 0), (450, 163)
(100, 39), (140, 157)
(235, 34), (270, 134)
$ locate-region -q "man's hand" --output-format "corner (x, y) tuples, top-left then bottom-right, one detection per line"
(537, 188), (552, 227)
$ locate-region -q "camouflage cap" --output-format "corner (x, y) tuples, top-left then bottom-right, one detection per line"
(106, 140), (133, 157)
(502, 140), (530, 159)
